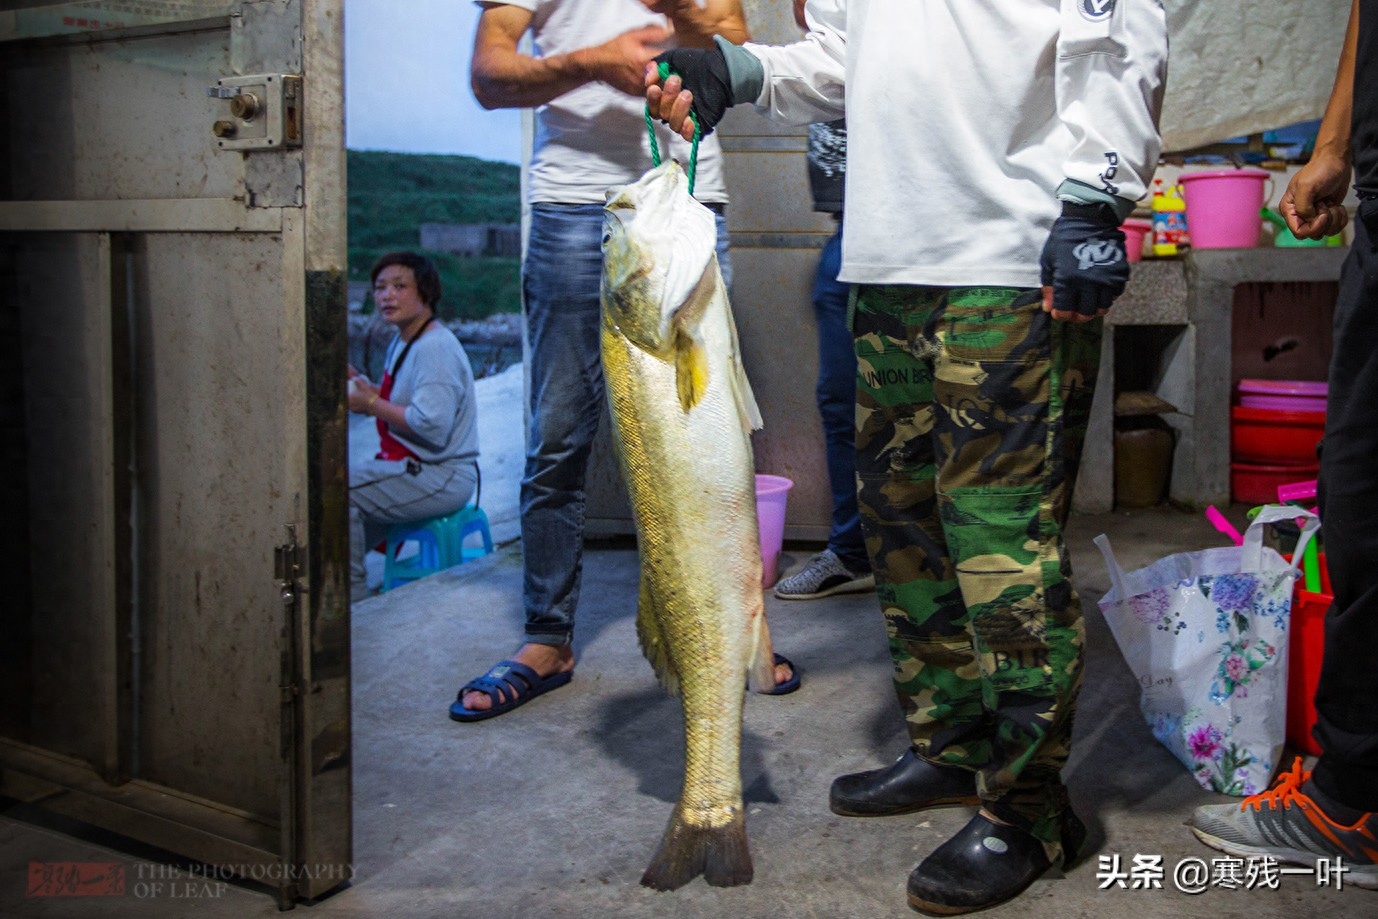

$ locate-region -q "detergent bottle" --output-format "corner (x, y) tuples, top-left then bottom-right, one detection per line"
(1151, 178), (1189, 256)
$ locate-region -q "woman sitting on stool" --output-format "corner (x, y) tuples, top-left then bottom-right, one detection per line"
(347, 251), (479, 601)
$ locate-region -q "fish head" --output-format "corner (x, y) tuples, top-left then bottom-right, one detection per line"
(601, 161), (717, 354)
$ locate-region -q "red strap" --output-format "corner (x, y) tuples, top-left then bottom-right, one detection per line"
(375, 370), (419, 462)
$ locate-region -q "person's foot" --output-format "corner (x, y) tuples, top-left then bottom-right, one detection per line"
(830, 749), (980, 816)
(1190, 757), (1378, 889)
(459, 643), (574, 713)
(907, 808), (1085, 914)
(773, 549), (874, 600)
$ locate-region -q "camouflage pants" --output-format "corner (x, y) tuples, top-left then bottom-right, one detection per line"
(853, 285), (1101, 855)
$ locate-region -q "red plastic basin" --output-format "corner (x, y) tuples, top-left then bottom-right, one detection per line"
(1289, 582), (1330, 756)
(1231, 461), (1319, 504)
(1231, 405), (1325, 464)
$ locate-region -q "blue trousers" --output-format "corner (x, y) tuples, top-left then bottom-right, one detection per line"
(520, 202), (732, 645)
(814, 224), (870, 572)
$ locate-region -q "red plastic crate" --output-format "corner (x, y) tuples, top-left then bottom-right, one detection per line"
(1288, 575), (1330, 757)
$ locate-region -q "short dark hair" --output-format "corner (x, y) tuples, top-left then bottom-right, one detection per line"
(370, 251), (442, 310)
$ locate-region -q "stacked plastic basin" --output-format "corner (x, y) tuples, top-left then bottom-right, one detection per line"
(1229, 379), (1326, 503)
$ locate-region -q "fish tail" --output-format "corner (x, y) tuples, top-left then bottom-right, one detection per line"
(640, 808), (752, 890)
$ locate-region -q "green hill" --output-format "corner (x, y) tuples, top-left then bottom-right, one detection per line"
(348, 150), (521, 321)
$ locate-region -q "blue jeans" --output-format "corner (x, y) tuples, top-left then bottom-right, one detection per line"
(813, 223), (870, 573)
(521, 202), (732, 645)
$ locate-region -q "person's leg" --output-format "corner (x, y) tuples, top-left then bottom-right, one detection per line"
(457, 204), (604, 711)
(928, 286), (1090, 858)
(852, 284), (986, 761)
(1189, 207), (1378, 886)
(775, 226), (874, 599)
(1312, 201), (1378, 810)
(518, 204), (606, 651)
(814, 227), (869, 572)
(349, 456), (477, 598)
(893, 287), (1093, 913)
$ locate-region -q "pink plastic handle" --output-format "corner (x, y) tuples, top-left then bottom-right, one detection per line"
(1277, 479), (1318, 503)
(1205, 505), (1244, 546)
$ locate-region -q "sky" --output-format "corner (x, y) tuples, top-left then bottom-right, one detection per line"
(344, 0), (523, 164)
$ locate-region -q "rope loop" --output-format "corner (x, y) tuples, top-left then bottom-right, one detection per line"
(645, 61), (701, 196)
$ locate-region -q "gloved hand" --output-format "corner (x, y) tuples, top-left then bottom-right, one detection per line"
(651, 45), (735, 137)
(1039, 203), (1130, 319)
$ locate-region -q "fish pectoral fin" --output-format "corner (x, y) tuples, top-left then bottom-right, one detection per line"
(636, 577), (680, 695)
(674, 328), (710, 413)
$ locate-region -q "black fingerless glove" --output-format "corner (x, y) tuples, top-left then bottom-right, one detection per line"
(1039, 202), (1130, 317)
(653, 45), (735, 136)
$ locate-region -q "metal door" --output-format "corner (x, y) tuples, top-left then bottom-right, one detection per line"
(0, 0), (349, 906)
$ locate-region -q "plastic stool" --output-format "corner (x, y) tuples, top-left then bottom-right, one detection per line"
(381, 505), (494, 591)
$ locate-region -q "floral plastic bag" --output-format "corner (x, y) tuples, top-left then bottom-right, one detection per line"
(1093, 506), (1319, 795)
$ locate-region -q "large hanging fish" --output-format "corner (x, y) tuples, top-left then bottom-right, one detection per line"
(600, 160), (777, 890)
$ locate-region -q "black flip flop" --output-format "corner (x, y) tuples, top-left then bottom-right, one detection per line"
(761, 652), (802, 696)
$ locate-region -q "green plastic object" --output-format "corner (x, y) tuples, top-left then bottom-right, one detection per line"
(1260, 206), (1335, 248)
(1302, 538), (1321, 593)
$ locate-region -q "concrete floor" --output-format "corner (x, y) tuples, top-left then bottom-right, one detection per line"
(2, 501), (1366, 918)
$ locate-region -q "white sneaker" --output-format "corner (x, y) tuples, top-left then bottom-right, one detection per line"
(773, 549), (875, 600)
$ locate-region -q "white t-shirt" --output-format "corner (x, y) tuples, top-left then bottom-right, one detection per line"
(485, 0), (728, 205)
(751, 0), (1168, 288)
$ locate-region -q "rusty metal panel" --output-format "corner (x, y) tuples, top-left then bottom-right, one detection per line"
(0, 0), (351, 903)
(128, 228), (301, 818)
(2, 232), (123, 766)
(5, 24), (241, 203)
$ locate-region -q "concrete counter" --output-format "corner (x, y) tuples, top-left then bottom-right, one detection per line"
(1074, 247), (1349, 513)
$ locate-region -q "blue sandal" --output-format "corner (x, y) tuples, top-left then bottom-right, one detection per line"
(762, 652), (802, 696)
(449, 660), (573, 722)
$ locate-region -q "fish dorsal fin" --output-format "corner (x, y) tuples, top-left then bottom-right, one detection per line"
(635, 575), (680, 696)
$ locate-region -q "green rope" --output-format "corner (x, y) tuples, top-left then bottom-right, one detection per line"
(645, 61), (701, 196)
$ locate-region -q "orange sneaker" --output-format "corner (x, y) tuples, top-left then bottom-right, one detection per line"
(1191, 757), (1378, 889)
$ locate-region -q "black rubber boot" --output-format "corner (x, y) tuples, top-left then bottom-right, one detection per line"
(830, 749), (980, 817)
(906, 809), (1086, 915)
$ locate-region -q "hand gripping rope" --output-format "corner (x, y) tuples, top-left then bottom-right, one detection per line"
(644, 61), (702, 196)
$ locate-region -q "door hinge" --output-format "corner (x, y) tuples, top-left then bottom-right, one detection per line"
(208, 74), (302, 152)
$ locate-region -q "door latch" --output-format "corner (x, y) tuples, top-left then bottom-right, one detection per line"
(274, 524), (303, 607)
(207, 74), (302, 151)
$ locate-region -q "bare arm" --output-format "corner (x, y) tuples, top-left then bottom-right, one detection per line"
(1280, 0), (1357, 239)
(471, 3), (673, 108)
(643, 0), (750, 47)
(347, 375), (417, 437)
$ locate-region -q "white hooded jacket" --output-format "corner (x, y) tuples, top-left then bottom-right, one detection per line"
(745, 0), (1168, 287)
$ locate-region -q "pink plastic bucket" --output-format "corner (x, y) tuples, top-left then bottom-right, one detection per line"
(1238, 378), (1328, 398)
(1121, 218), (1152, 262)
(1179, 168), (1272, 248)
(755, 474), (793, 588)
(1239, 394), (1327, 413)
